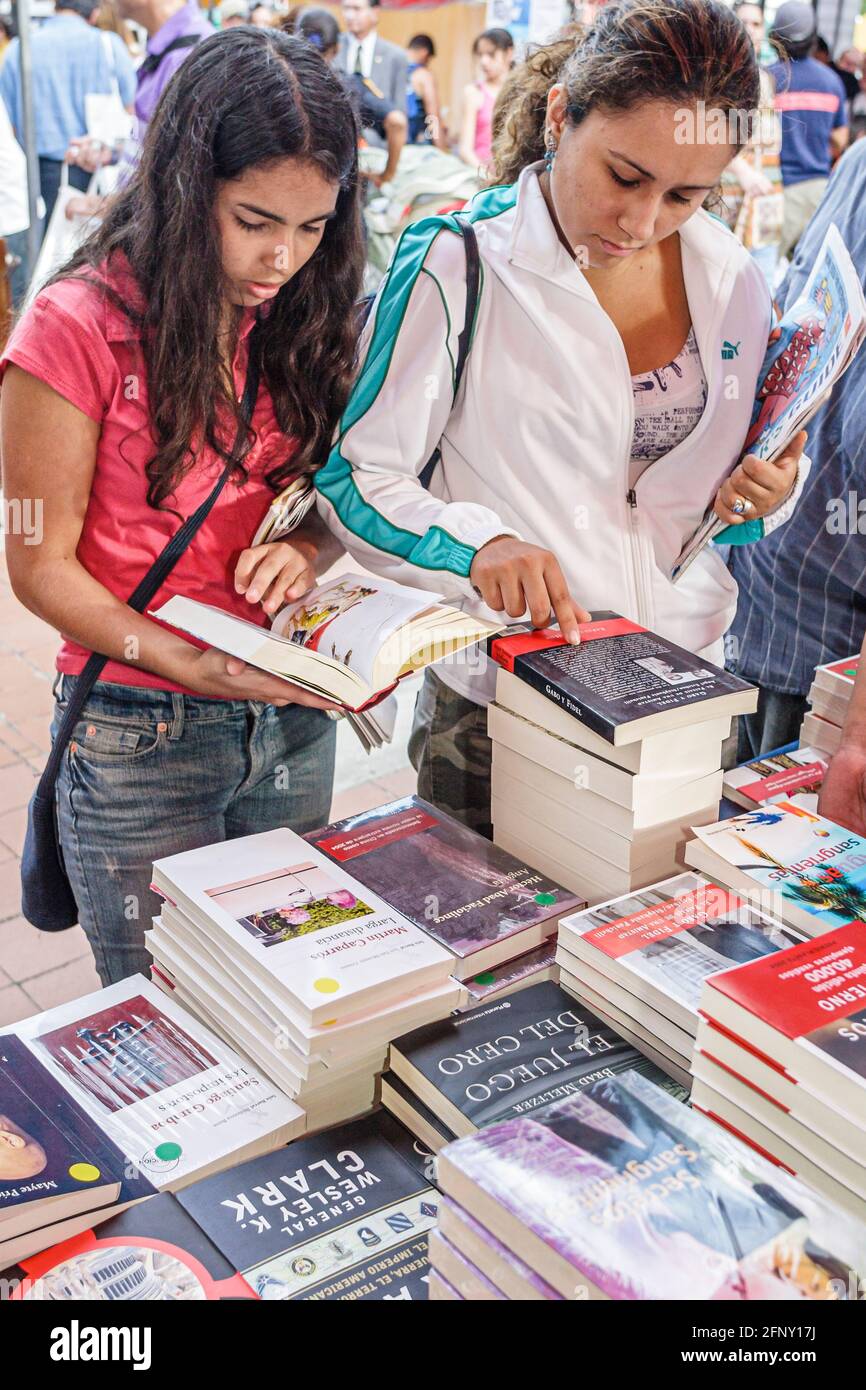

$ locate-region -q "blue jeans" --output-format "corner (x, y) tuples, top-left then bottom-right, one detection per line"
(52, 677), (336, 986)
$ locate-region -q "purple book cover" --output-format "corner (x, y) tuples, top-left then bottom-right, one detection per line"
(307, 797), (582, 960)
(440, 1196), (562, 1299)
(439, 1072), (866, 1300)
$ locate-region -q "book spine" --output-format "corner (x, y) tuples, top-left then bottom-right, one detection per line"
(513, 657), (616, 744)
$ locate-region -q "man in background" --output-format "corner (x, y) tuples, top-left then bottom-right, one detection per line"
(0, 0), (136, 227)
(727, 137), (866, 758)
(768, 0), (848, 260)
(338, 0), (407, 146)
(66, 0), (212, 212)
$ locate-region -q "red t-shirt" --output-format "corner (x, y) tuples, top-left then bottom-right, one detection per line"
(1, 256), (299, 692)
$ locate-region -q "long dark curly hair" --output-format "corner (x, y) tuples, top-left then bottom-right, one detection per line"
(56, 27), (364, 511)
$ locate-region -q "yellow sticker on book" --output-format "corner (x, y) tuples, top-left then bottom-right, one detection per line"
(68, 1163), (101, 1183)
(313, 978), (340, 994)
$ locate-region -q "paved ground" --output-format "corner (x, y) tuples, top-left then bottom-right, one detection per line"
(0, 553), (418, 1026)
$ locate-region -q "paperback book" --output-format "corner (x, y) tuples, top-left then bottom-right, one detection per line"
(559, 873), (803, 1036)
(6, 975), (303, 1190)
(177, 1114), (439, 1300)
(685, 803), (866, 937)
(488, 613), (756, 745)
(2, 1192), (253, 1301)
(152, 827), (454, 1025)
(152, 572), (498, 712)
(389, 980), (686, 1139)
(723, 747), (829, 813)
(306, 797), (582, 978)
(436, 1070), (866, 1300)
(672, 223), (866, 582)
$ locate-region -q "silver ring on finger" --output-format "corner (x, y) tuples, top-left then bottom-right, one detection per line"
(731, 496), (753, 516)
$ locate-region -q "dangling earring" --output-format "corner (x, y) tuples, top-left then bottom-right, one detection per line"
(544, 135), (557, 173)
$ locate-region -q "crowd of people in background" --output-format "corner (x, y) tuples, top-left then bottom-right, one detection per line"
(0, 0), (864, 982)
(3, 0), (866, 297)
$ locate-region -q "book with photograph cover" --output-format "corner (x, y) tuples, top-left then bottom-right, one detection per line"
(559, 873), (803, 1035)
(723, 747), (829, 813)
(7, 975), (304, 1190)
(307, 797), (582, 978)
(152, 572), (498, 712)
(436, 1070), (866, 1300)
(685, 803), (866, 937)
(2, 1192), (252, 1301)
(0, 1038), (134, 1241)
(489, 613), (756, 745)
(152, 828), (453, 1024)
(177, 1114), (439, 1300)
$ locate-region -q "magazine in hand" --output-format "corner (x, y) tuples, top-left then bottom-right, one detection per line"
(672, 223), (866, 583)
(152, 572), (499, 712)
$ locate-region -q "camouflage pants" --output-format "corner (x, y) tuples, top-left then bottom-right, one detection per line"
(408, 668), (493, 839)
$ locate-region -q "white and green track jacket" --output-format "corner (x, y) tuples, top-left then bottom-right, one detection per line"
(315, 162), (809, 705)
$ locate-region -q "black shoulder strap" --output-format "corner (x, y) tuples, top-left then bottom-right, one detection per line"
(137, 32), (202, 80)
(38, 327), (262, 795)
(418, 218), (480, 490)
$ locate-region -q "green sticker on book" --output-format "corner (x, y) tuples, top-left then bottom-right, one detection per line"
(155, 1142), (182, 1162)
(534, 892), (557, 905)
(472, 972), (496, 985)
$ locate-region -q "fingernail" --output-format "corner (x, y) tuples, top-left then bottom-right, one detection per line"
(566, 628), (580, 644)
(248, 589), (259, 601)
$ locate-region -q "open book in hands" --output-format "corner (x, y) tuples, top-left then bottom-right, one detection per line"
(151, 573), (499, 713)
(671, 223), (866, 584)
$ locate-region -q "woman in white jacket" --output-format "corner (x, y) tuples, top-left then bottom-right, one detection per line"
(316, 0), (808, 836)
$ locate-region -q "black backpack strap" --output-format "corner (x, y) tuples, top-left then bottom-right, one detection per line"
(137, 32), (202, 80)
(38, 326), (262, 796)
(419, 218), (480, 490)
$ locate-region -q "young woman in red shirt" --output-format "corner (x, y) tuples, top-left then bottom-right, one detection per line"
(1, 28), (363, 983)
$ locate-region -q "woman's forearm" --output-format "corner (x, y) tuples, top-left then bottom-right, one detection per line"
(8, 550), (203, 687)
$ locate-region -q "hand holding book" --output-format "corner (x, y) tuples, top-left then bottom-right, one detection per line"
(712, 427), (806, 527)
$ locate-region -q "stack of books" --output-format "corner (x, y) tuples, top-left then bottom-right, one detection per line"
(486, 614), (758, 904)
(684, 802), (866, 937)
(305, 795), (582, 1004)
(0, 1037), (153, 1268)
(555, 872), (803, 1089)
(1, 976), (306, 1263)
(800, 653), (859, 758)
(430, 1070), (866, 1299)
(692, 921), (866, 1219)
(723, 745), (829, 814)
(380, 980), (686, 1153)
(148, 827), (462, 1131)
(3, 1110), (439, 1301)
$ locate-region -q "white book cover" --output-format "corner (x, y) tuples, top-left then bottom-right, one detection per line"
(4, 976), (303, 1190)
(153, 827), (453, 1023)
(560, 872), (802, 1025)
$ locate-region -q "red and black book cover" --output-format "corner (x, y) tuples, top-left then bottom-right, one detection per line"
(704, 922), (866, 1085)
(3, 1193), (253, 1300)
(488, 611), (754, 744)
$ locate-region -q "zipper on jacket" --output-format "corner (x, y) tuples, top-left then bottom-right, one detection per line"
(626, 488), (652, 628)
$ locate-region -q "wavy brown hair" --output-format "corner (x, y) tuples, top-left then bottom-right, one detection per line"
(490, 0), (760, 186)
(56, 27), (364, 511)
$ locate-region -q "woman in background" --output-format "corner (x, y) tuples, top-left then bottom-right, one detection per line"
(458, 26), (513, 172)
(407, 33), (447, 148)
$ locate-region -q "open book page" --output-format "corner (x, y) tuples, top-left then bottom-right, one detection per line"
(270, 573), (444, 691)
(671, 222), (866, 583)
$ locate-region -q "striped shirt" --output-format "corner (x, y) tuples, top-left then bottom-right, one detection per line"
(727, 138), (866, 696)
